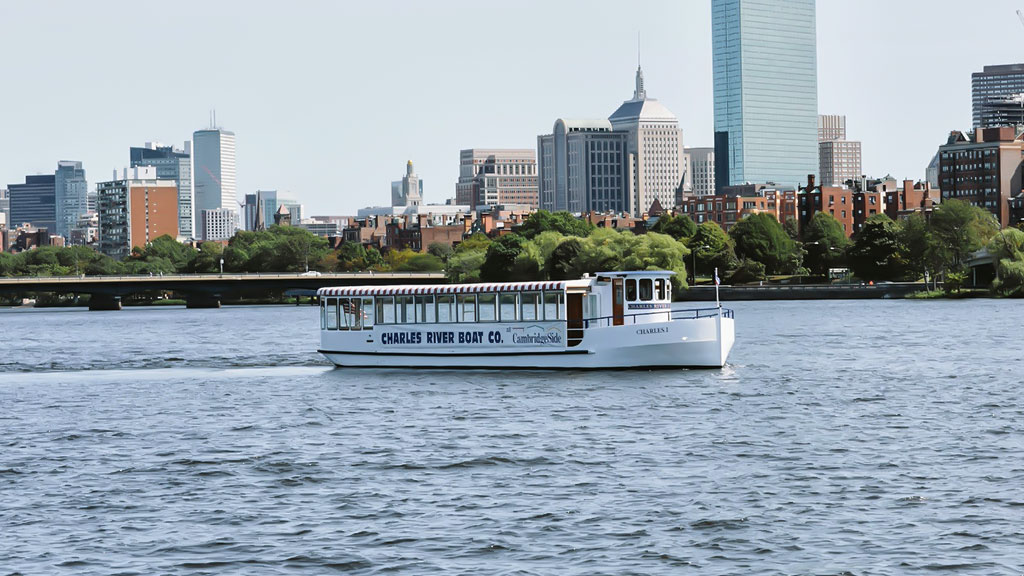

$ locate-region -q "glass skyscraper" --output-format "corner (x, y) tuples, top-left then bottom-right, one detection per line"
(193, 128), (237, 240)
(130, 142), (194, 239)
(712, 0), (818, 189)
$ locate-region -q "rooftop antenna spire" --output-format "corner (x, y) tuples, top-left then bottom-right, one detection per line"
(633, 32), (646, 100)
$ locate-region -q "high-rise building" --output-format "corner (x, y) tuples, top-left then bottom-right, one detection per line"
(818, 114), (846, 141)
(712, 0), (818, 189)
(7, 174), (56, 231)
(608, 65), (686, 214)
(972, 64), (1024, 129)
(243, 190), (278, 231)
(537, 119), (631, 213)
(97, 167), (179, 259)
(193, 128), (237, 239)
(202, 208), (238, 241)
(0, 189), (8, 231)
(817, 115), (862, 187)
(938, 127), (1023, 228)
(130, 141), (194, 239)
(685, 148), (716, 197)
(456, 149), (538, 208)
(54, 161), (89, 239)
(392, 161), (423, 206)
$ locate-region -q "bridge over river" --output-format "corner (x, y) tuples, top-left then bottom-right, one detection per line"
(0, 272), (445, 310)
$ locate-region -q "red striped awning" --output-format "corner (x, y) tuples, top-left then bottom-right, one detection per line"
(316, 281), (569, 297)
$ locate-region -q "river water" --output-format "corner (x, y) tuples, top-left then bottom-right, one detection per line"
(1, 300), (1022, 575)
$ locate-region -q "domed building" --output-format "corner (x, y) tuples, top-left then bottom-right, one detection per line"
(537, 66), (686, 217)
(608, 65), (686, 215)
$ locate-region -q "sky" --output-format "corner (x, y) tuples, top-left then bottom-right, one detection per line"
(2, 0), (1024, 215)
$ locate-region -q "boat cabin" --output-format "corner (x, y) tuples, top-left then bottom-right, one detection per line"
(318, 271), (676, 348)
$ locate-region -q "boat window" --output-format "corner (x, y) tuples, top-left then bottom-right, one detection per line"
(626, 279), (637, 301)
(499, 293), (518, 321)
(342, 298), (359, 330)
(639, 279), (653, 301)
(521, 291), (541, 321)
(666, 281), (672, 299)
(320, 299), (326, 330)
(655, 279), (666, 300)
(478, 293), (497, 322)
(416, 295), (436, 324)
(336, 298), (347, 330)
(437, 294), (455, 323)
(327, 298), (338, 330)
(376, 296), (395, 324)
(543, 291), (563, 320)
(362, 298), (374, 329)
(396, 295), (415, 324)
(457, 294), (476, 323)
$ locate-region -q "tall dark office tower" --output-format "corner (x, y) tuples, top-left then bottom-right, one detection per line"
(8, 174), (57, 231)
(972, 64), (1024, 129)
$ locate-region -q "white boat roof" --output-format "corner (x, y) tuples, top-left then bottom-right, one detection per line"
(318, 279), (591, 297)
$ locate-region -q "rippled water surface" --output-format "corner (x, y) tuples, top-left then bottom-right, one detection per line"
(1, 301), (1023, 575)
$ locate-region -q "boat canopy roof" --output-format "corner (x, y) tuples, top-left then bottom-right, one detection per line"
(318, 279), (591, 298)
(595, 270), (675, 278)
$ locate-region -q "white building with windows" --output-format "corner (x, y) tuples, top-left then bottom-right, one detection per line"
(193, 127), (236, 239)
(608, 66), (686, 215)
(202, 208), (237, 241)
(685, 147), (715, 197)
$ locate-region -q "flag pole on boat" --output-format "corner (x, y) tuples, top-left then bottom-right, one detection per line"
(714, 267), (721, 309)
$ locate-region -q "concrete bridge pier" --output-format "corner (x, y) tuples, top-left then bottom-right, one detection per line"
(88, 294), (122, 311)
(186, 295), (221, 309)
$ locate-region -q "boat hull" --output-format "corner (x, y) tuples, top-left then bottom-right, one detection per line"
(319, 314), (734, 370)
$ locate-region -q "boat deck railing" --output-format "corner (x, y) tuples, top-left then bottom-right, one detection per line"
(581, 306), (733, 329)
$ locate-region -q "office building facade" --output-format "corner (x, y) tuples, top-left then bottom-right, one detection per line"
(203, 208), (238, 241)
(608, 66), (686, 214)
(130, 141), (194, 239)
(8, 174), (57, 231)
(97, 167), (179, 259)
(685, 147), (716, 197)
(938, 127), (1023, 228)
(817, 115), (862, 187)
(712, 0), (818, 189)
(456, 149), (538, 208)
(972, 64), (1024, 129)
(54, 161), (89, 239)
(537, 119), (631, 214)
(193, 128), (237, 239)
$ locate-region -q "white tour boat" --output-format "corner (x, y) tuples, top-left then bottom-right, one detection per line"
(316, 270), (734, 369)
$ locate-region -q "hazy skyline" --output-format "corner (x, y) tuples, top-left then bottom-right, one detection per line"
(3, 0), (1024, 215)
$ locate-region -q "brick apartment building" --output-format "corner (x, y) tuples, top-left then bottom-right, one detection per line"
(938, 126), (1024, 228)
(678, 184), (797, 232)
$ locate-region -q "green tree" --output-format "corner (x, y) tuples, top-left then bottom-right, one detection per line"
(802, 212), (849, 276)
(480, 233), (528, 281)
(847, 214), (907, 281)
(547, 237), (583, 280)
(727, 258), (766, 284)
(988, 228), (1024, 296)
(517, 210), (594, 239)
(396, 252), (444, 272)
(690, 221), (736, 279)
(929, 199), (999, 273)
(189, 241), (224, 273)
(729, 213), (800, 274)
(426, 242), (453, 261)
(900, 212), (935, 283)
(783, 217), (801, 242)
(649, 213), (697, 240)
(336, 242), (368, 271)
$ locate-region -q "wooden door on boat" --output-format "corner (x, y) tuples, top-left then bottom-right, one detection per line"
(567, 293), (584, 347)
(612, 278), (624, 326)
